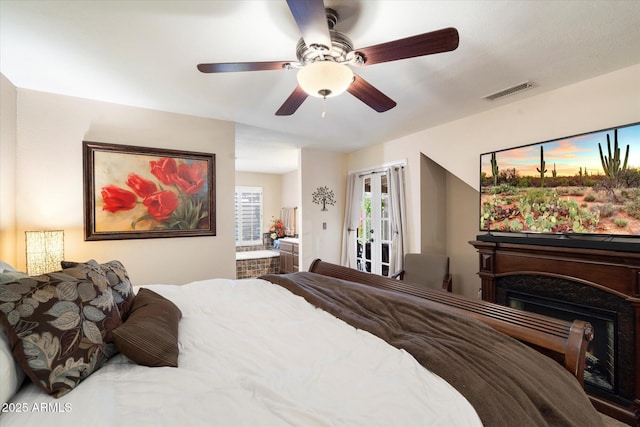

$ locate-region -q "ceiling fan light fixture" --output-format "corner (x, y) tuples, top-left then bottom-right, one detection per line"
(297, 61), (354, 98)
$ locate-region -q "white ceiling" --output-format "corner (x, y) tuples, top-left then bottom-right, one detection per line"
(1, 1), (639, 174)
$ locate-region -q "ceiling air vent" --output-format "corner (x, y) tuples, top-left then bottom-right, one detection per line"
(483, 81), (534, 101)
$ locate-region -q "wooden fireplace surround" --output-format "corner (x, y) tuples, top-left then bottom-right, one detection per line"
(470, 239), (640, 425)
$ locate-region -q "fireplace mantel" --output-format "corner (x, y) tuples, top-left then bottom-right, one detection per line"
(470, 239), (640, 425)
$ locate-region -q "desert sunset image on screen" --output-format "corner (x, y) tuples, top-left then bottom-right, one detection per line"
(480, 122), (640, 236)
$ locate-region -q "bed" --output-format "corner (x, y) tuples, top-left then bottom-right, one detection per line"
(0, 259), (603, 426)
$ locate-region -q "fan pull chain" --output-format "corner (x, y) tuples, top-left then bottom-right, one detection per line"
(317, 90), (331, 118)
(322, 96), (327, 118)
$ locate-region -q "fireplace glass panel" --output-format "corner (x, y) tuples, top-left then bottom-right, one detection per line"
(506, 291), (616, 393)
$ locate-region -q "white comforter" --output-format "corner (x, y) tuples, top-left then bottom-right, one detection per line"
(2, 278), (481, 426)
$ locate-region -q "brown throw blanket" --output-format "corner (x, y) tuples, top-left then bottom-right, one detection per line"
(262, 272), (603, 427)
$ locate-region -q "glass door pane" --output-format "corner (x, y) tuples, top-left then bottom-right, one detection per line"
(380, 174), (390, 277)
(355, 173), (392, 276)
(357, 177), (372, 272)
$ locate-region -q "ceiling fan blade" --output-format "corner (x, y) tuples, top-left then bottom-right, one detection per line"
(356, 27), (459, 66)
(197, 61), (292, 73)
(275, 85), (309, 116)
(347, 74), (396, 113)
(286, 0), (332, 51)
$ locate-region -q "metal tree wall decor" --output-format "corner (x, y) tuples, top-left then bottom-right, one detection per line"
(312, 186), (336, 211)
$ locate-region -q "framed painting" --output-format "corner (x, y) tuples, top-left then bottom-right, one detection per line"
(83, 141), (216, 240)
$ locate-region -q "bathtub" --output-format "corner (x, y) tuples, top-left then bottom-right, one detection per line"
(235, 250), (280, 261)
(235, 249), (280, 279)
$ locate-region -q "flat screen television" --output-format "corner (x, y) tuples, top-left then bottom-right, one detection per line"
(479, 122), (640, 242)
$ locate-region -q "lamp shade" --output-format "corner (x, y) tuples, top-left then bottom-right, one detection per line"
(297, 61), (354, 98)
(25, 230), (64, 275)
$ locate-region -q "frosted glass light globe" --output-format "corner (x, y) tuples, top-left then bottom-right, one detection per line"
(297, 61), (354, 98)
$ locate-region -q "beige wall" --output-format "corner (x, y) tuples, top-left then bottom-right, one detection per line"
(299, 148), (347, 270)
(281, 169), (300, 236)
(235, 171), (282, 236)
(348, 64), (640, 298)
(234, 169), (300, 239)
(3, 85), (236, 285)
(410, 64), (640, 191)
(4, 64), (638, 291)
(0, 74), (17, 267)
(420, 154), (447, 254)
(281, 169), (299, 211)
(445, 173), (482, 298)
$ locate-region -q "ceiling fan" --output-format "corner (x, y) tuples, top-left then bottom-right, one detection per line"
(197, 0), (459, 116)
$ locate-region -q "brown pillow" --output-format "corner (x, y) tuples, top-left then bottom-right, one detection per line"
(112, 288), (182, 367)
(0, 269), (121, 397)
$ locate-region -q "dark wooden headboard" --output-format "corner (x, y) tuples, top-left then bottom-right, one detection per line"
(308, 259), (593, 385)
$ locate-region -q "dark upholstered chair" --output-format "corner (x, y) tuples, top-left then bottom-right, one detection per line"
(392, 253), (452, 292)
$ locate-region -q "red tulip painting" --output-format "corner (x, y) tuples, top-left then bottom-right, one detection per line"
(84, 142), (215, 240)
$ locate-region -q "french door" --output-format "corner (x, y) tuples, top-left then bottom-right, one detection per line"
(356, 173), (391, 276)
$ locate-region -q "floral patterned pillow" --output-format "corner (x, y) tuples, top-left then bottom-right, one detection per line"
(100, 261), (135, 320)
(0, 269), (121, 397)
(61, 260), (135, 320)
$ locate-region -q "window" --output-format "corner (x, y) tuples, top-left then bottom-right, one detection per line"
(235, 186), (263, 246)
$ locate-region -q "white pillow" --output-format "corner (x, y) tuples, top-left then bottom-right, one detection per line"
(0, 328), (25, 405)
(0, 263), (28, 403)
(0, 260), (17, 273)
